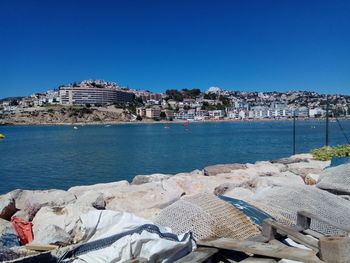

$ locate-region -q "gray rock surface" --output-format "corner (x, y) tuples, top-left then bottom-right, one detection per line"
(8, 189), (76, 211)
(32, 204), (95, 236)
(106, 180), (184, 219)
(0, 197), (16, 220)
(203, 163), (247, 176)
(30, 224), (71, 245)
(317, 163), (350, 195)
(270, 157), (308, 165)
(0, 218), (16, 236)
(131, 174), (171, 185)
(0, 218), (19, 248)
(75, 191), (106, 210)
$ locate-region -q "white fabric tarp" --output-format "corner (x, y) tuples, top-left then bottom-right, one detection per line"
(64, 210), (194, 263)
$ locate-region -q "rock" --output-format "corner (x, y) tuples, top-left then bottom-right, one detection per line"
(75, 191), (106, 210)
(0, 196), (16, 220)
(203, 164), (247, 176)
(8, 189), (76, 212)
(270, 157), (308, 165)
(288, 167), (323, 176)
(290, 153), (314, 160)
(12, 210), (30, 221)
(68, 180), (129, 199)
(302, 175), (317, 185)
(175, 169), (203, 177)
(0, 218), (19, 248)
(105, 180), (184, 219)
(30, 224), (71, 245)
(32, 203), (95, 236)
(287, 159), (330, 171)
(317, 163), (350, 195)
(0, 218), (15, 236)
(131, 174), (171, 185)
(222, 187), (255, 199)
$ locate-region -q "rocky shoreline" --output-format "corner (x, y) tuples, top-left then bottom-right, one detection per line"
(0, 153), (328, 248)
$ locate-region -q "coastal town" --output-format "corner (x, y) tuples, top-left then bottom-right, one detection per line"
(1, 79), (350, 124)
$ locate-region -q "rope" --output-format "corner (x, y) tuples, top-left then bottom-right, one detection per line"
(336, 117), (350, 144)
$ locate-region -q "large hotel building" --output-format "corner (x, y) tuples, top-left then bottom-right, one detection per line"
(59, 86), (133, 105)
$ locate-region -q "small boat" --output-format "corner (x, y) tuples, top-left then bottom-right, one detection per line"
(73, 126), (78, 130)
(105, 125), (111, 127)
(164, 126), (171, 129)
(181, 123), (189, 126)
(0, 134), (5, 139)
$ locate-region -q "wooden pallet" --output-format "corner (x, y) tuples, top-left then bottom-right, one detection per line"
(175, 210), (350, 263)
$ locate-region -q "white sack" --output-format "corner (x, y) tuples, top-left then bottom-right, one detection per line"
(65, 210), (194, 263)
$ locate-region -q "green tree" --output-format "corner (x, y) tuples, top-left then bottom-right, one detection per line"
(203, 93), (217, 100)
(136, 115), (143, 121)
(166, 90), (183, 101)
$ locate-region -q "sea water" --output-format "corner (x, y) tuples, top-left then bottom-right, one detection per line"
(0, 121), (349, 194)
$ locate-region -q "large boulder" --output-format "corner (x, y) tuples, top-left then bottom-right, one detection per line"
(32, 203), (95, 239)
(0, 196), (16, 220)
(0, 218), (19, 248)
(203, 164), (247, 176)
(68, 180), (129, 199)
(131, 174), (171, 185)
(105, 180), (184, 219)
(317, 163), (350, 195)
(30, 224), (71, 245)
(75, 191), (106, 210)
(270, 157), (309, 165)
(8, 189), (76, 211)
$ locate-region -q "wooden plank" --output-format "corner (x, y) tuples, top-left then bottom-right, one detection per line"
(174, 247), (219, 263)
(198, 238), (324, 263)
(298, 210), (350, 233)
(304, 229), (323, 239)
(262, 219), (319, 250)
(319, 235), (350, 263)
(25, 244), (59, 251)
(297, 211), (311, 230)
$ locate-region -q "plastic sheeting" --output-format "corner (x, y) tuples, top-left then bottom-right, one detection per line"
(329, 157), (350, 168)
(60, 210), (194, 263)
(219, 195), (274, 227)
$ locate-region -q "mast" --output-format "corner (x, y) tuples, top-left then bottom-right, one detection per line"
(325, 95), (329, 146)
(293, 109), (296, 155)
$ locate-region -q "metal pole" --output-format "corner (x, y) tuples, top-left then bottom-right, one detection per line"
(326, 96), (329, 146)
(293, 110), (296, 155)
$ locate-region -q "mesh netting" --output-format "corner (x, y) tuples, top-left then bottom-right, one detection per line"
(154, 193), (261, 241)
(246, 185), (350, 235)
(317, 163), (350, 195)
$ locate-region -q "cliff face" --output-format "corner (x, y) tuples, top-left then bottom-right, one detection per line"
(0, 106), (132, 125)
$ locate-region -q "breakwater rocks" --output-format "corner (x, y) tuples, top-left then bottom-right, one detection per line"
(0, 153), (332, 256)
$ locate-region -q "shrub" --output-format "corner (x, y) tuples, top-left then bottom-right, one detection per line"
(311, 144), (350, 161)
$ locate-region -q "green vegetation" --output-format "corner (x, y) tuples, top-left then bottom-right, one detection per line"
(165, 89), (184, 101)
(136, 115), (142, 121)
(114, 96), (143, 115)
(311, 144), (350, 161)
(165, 89), (201, 101)
(203, 93), (217, 100)
(68, 107), (94, 118)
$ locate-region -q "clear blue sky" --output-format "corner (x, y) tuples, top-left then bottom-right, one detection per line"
(1, 0), (349, 98)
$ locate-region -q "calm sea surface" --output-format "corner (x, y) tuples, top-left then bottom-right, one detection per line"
(1, 121), (349, 194)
